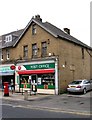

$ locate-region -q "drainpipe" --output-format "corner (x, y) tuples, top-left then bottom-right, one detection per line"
(55, 57), (58, 95)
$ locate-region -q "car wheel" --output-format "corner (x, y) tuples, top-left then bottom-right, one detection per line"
(68, 91), (71, 94)
(83, 88), (86, 94)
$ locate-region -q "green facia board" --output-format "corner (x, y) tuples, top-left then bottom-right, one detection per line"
(24, 63), (55, 70)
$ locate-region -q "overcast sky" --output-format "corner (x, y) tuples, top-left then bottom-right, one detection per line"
(0, 0), (91, 46)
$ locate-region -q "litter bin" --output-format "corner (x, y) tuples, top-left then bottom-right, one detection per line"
(4, 82), (9, 96)
(24, 90), (28, 100)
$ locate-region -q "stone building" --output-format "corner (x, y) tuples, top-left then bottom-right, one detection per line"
(1, 15), (92, 94)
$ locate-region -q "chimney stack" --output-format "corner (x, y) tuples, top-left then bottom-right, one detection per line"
(35, 15), (42, 22)
(64, 28), (70, 34)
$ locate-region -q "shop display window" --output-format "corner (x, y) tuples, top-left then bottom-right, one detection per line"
(19, 73), (55, 89)
(20, 75), (30, 88)
(38, 73), (55, 86)
(20, 75), (30, 84)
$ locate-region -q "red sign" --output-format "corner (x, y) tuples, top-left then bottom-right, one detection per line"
(10, 65), (16, 70)
(18, 66), (21, 70)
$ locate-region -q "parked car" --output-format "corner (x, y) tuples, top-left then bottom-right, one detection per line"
(67, 79), (92, 94)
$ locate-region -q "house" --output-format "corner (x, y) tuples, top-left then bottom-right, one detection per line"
(0, 29), (24, 87)
(1, 15), (92, 94)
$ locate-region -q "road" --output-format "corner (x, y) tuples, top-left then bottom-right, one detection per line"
(1, 104), (90, 119)
(0, 90), (91, 119)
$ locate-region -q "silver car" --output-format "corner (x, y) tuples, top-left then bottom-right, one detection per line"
(67, 79), (92, 94)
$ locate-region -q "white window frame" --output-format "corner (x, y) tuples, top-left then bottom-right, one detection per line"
(5, 35), (12, 43)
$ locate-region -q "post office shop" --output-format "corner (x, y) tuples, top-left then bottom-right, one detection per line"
(15, 60), (58, 94)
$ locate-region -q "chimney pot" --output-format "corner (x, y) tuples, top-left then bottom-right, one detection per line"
(35, 15), (42, 22)
(64, 28), (70, 34)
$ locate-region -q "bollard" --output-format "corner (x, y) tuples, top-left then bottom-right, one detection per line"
(24, 90), (28, 100)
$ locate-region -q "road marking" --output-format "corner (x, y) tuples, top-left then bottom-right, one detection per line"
(1, 103), (91, 116)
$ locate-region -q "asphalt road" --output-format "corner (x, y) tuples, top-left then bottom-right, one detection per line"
(2, 104), (90, 119)
(1, 90), (92, 119)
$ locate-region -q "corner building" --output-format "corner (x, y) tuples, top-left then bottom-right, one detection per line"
(1, 15), (92, 94)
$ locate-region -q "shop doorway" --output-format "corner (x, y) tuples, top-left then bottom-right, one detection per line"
(31, 74), (37, 92)
(2, 75), (15, 89)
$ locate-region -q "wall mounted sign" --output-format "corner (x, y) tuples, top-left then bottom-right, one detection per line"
(0, 66), (14, 75)
(24, 63), (55, 70)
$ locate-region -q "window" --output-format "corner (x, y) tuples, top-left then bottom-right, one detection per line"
(81, 48), (84, 59)
(6, 49), (10, 60)
(32, 43), (38, 57)
(23, 45), (28, 58)
(32, 24), (36, 35)
(83, 80), (90, 84)
(5, 35), (12, 43)
(41, 42), (47, 57)
(0, 50), (3, 61)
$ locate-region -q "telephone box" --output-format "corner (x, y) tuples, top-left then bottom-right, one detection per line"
(4, 82), (9, 96)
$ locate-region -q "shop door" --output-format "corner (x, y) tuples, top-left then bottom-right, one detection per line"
(31, 74), (37, 92)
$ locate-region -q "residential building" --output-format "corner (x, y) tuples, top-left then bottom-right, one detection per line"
(0, 29), (24, 88)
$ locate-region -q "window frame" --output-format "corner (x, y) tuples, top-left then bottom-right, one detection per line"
(32, 24), (36, 35)
(0, 50), (3, 61)
(5, 35), (12, 43)
(32, 43), (38, 57)
(23, 45), (28, 58)
(41, 41), (47, 57)
(6, 49), (10, 60)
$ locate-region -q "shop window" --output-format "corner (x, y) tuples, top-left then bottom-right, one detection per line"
(32, 43), (38, 58)
(41, 41), (47, 57)
(38, 74), (55, 86)
(23, 45), (28, 58)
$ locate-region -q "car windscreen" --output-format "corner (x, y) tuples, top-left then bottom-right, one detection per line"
(70, 81), (82, 84)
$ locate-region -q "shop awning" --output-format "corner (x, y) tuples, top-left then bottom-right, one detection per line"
(18, 69), (55, 74)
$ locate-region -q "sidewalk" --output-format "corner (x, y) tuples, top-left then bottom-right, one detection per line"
(0, 90), (91, 116)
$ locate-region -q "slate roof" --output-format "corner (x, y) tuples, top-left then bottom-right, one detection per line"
(1, 16), (92, 50)
(13, 17), (92, 50)
(1, 29), (24, 49)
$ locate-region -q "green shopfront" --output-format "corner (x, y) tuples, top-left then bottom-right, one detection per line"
(15, 60), (58, 94)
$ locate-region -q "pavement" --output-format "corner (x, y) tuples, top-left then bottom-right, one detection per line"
(0, 90), (92, 116)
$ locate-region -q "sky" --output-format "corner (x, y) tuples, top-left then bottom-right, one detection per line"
(0, 0), (91, 46)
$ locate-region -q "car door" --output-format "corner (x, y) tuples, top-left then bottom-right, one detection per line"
(90, 80), (92, 90)
(83, 80), (91, 91)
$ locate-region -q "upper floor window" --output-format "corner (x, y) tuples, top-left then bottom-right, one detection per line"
(81, 48), (84, 59)
(41, 41), (47, 57)
(0, 50), (3, 61)
(32, 43), (37, 57)
(32, 24), (36, 35)
(6, 49), (10, 60)
(5, 35), (12, 43)
(23, 45), (28, 58)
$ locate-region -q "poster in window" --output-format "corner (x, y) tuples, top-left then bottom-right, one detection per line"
(38, 78), (41, 85)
